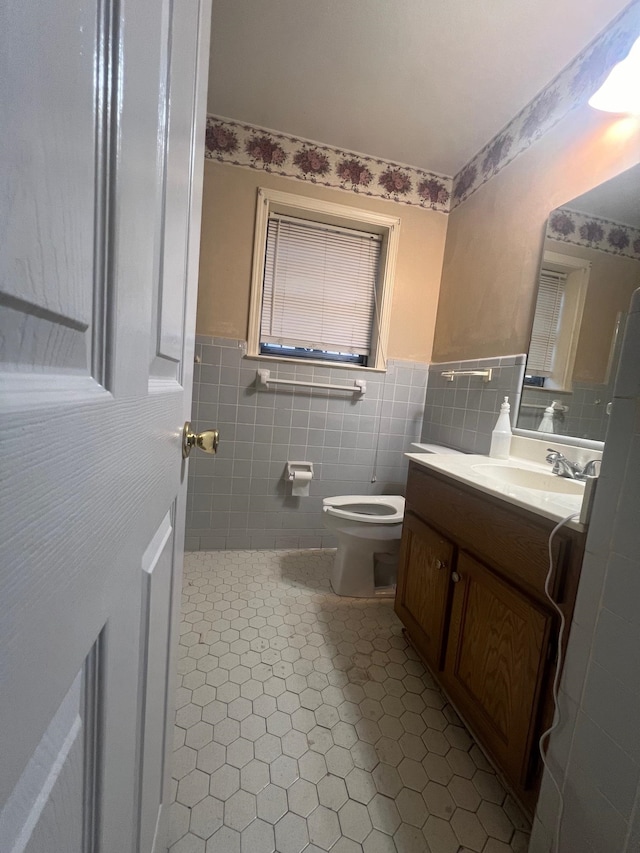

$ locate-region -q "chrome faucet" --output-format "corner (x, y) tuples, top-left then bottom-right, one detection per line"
(546, 448), (600, 480)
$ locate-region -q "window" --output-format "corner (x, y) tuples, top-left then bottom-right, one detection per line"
(261, 216), (381, 365)
(248, 188), (400, 369)
(525, 250), (590, 391)
(527, 268), (567, 377)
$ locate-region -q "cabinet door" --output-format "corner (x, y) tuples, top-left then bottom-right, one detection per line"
(395, 512), (454, 671)
(444, 551), (552, 788)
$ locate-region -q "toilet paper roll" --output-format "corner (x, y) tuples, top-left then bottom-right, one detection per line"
(291, 469), (312, 496)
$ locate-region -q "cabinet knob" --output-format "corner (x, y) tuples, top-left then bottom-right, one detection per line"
(451, 571), (461, 583)
(434, 559), (446, 569)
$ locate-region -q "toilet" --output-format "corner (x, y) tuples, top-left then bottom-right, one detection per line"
(323, 495), (405, 597)
(323, 443), (466, 597)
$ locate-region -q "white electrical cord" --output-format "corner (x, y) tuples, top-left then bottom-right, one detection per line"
(538, 510), (581, 853)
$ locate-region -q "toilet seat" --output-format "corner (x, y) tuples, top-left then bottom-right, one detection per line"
(323, 495), (405, 524)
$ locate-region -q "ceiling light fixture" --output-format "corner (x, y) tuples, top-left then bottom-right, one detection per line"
(588, 35), (640, 114)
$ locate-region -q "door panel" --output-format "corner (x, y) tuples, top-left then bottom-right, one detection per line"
(0, 648), (101, 853)
(395, 512), (454, 671)
(1, 0), (98, 342)
(0, 0), (104, 383)
(138, 511), (176, 853)
(0, 0), (212, 850)
(444, 551), (551, 786)
(25, 729), (85, 853)
(154, 2), (203, 374)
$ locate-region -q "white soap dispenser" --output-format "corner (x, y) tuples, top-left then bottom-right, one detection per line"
(489, 396), (512, 459)
(538, 402), (556, 433)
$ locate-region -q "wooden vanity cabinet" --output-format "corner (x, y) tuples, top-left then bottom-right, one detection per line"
(395, 462), (586, 813)
(394, 512), (454, 672)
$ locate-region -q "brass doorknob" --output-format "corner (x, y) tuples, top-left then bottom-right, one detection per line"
(182, 422), (220, 459)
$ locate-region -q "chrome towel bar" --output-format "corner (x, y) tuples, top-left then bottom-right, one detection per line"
(441, 368), (493, 382)
(256, 369), (366, 397)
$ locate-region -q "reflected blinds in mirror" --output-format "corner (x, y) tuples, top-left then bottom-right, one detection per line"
(527, 269), (567, 376)
(261, 215), (381, 356)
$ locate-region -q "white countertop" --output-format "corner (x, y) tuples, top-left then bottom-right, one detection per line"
(405, 452), (586, 532)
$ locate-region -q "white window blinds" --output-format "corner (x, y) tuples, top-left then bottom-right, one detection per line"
(527, 268), (567, 376)
(260, 215), (381, 356)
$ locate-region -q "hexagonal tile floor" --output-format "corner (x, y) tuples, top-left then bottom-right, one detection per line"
(169, 549), (531, 853)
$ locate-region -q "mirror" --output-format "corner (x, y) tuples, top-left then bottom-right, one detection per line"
(516, 163), (640, 443)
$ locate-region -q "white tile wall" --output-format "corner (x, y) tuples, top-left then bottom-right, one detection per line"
(186, 338), (429, 551)
(420, 355), (526, 454)
(531, 288), (640, 853)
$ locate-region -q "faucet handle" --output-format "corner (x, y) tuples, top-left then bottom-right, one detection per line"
(581, 458), (601, 477)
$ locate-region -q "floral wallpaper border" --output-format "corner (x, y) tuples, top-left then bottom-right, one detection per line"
(547, 208), (640, 262)
(451, 1), (640, 208)
(205, 116), (452, 212)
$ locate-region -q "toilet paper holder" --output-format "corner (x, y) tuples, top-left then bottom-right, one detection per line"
(286, 461), (314, 480)
(286, 461), (314, 496)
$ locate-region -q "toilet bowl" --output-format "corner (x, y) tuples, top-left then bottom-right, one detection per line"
(323, 444), (465, 597)
(322, 495), (405, 597)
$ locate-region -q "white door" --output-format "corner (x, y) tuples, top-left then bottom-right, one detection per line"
(0, 1), (211, 851)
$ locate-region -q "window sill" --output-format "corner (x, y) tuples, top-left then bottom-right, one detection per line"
(243, 352), (388, 373)
(523, 385), (573, 395)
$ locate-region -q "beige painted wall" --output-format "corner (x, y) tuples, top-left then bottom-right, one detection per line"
(544, 238), (640, 383)
(197, 161), (448, 362)
(433, 108), (640, 362)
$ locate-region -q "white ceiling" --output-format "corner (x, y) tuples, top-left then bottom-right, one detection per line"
(207, 0), (630, 177)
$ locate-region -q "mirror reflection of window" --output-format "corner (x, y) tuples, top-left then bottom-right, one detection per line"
(526, 253), (589, 392)
(527, 268), (566, 380)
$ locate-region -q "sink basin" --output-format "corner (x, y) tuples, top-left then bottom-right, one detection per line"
(472, 463), (585, 495)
